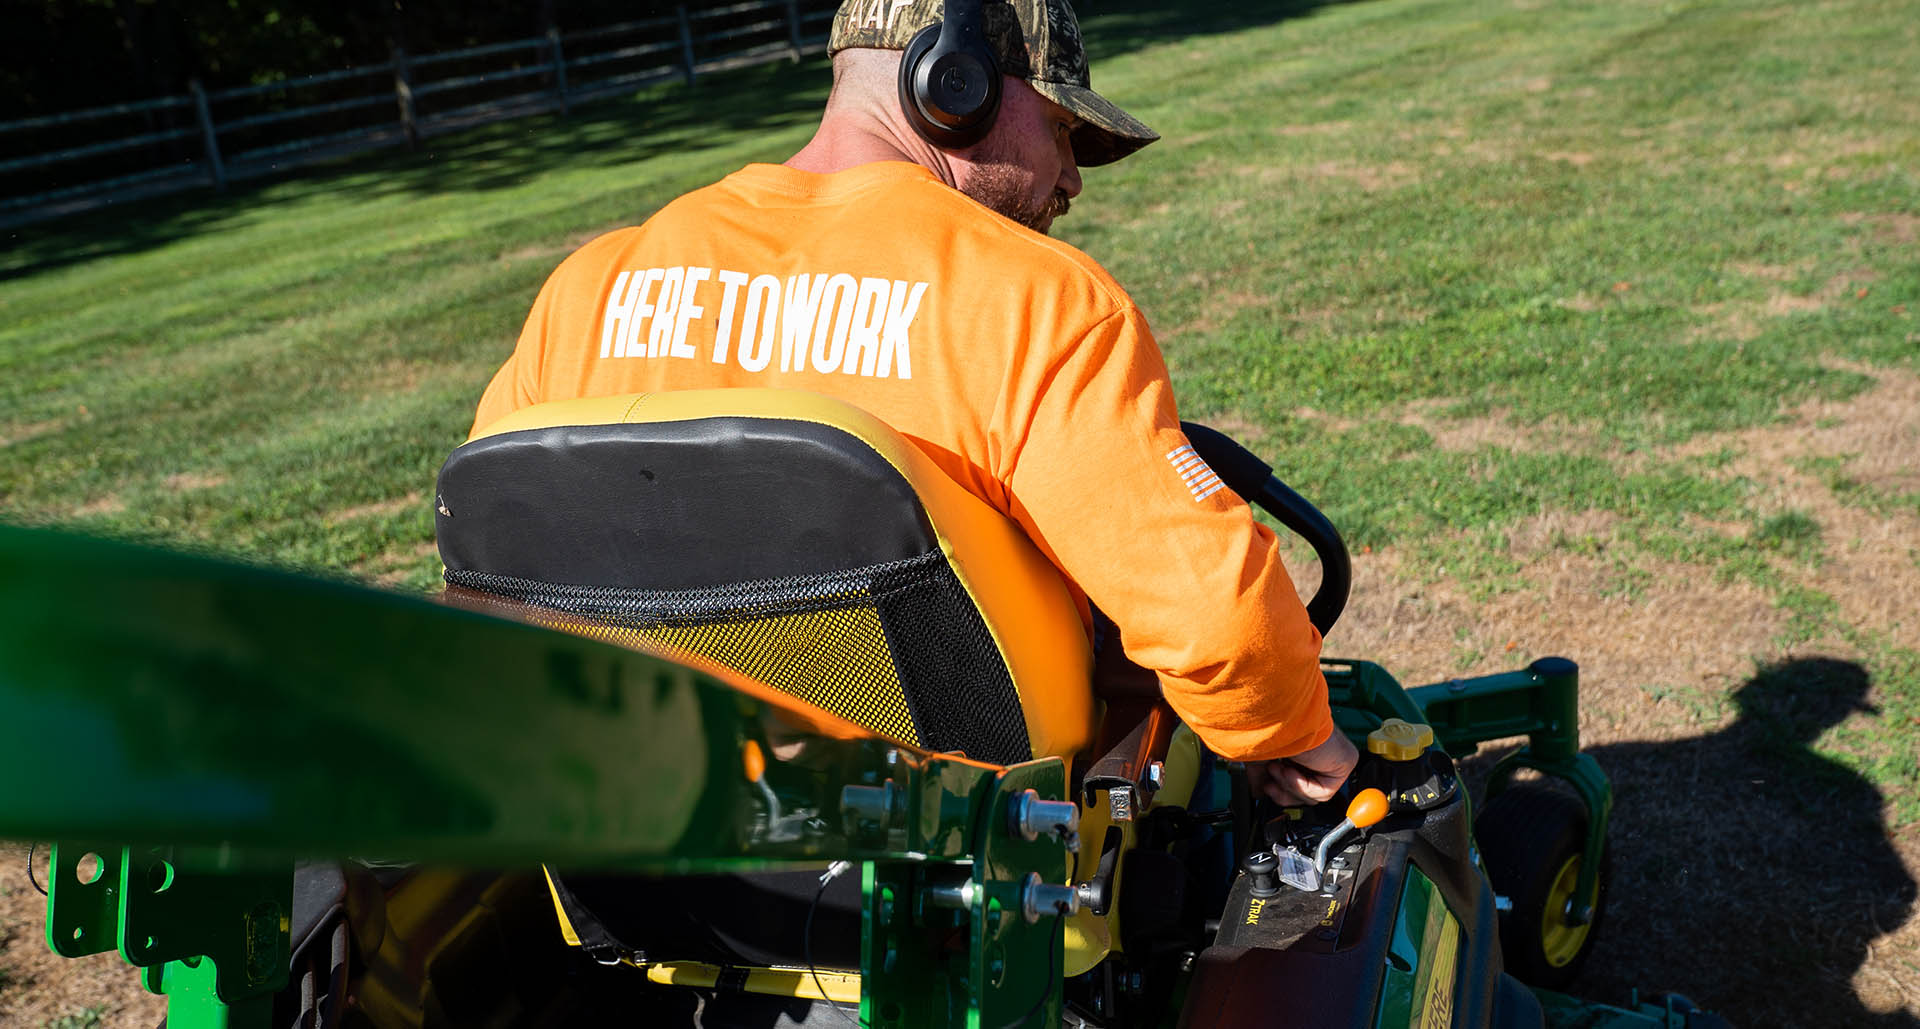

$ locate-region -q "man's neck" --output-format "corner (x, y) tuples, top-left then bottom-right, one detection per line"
(786, 116), (958, 189)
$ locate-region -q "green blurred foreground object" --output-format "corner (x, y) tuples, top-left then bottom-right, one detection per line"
(0, 523), (1067, 1027)
(0, 457), (1722, 1029)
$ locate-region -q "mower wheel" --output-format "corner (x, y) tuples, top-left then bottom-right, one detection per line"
(1475, 786), (1608, 991)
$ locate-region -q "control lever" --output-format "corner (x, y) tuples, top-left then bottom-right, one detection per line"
(1313, 788), (1389, 879)
(1270, 788), (1389, 893)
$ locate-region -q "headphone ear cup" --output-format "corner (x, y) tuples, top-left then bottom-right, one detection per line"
(898, 22), (1001, 150)
(897, 24), (943, 140)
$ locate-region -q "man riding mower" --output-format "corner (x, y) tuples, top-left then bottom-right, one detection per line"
(0, 388), (1723, 1028)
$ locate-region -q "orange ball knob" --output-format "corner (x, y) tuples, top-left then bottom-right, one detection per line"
(1347, 787), (1389, 829)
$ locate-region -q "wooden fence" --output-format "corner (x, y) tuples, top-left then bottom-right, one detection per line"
(1, 0), (837, 227)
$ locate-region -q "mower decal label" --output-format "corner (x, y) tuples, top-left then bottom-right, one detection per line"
(1412, 900), (1459, 1028)
(1245, 897), (1266, 924)
(599, 266), (926, 380)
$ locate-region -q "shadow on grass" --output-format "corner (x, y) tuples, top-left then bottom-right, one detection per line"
(0, 57), (832, 282)
(1509, 657), (1918, 1027)
(1076, 0), (1357, 63)
(2, 0), (1356, 282)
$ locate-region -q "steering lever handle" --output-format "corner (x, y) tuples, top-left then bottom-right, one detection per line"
(1180, 422), (1352, 635)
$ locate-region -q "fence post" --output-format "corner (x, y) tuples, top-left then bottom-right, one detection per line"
(391, 45), (419, 148)
(676, 5), (698, 86)
(187, 79), (226, 192)
(547, 26), (570, 115)
(785, 0), (803, 62)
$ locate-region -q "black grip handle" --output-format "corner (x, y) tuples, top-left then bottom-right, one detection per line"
(1180, 422), (1351, 636)
(1180, 422), (1273, 500)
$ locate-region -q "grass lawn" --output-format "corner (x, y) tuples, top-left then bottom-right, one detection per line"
(3, 0), (1918, 1023)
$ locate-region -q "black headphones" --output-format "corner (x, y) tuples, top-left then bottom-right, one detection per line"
(897, 0), (1001, 150)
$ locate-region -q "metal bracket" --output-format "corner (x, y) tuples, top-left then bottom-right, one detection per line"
(47, 843), (288, 1028)
(1485, 749), (1613, 926)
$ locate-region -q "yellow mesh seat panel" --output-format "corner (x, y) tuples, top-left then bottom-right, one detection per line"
(472, 388), (1095, 760)
(597, 609), (915, 747)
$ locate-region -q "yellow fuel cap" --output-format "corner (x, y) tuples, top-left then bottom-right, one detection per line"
(1366, 719), (1435, 761)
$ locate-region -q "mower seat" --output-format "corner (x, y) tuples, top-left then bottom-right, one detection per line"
(437, 388), (1096, 764)
(434, 388), (1106, 1002)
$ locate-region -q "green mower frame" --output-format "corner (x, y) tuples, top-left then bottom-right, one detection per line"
(0, 521), (1721, 1029)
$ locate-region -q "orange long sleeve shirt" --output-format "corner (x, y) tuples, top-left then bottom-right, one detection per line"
(473, 160), (1333, 761)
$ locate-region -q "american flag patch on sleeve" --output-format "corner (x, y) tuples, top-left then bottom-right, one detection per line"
(1167, 443), (1226, 501)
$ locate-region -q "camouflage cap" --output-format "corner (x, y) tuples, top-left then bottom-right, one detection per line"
(829, 0), (1158, 166)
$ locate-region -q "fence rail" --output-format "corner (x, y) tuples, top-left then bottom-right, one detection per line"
(0, 0), (836, 226)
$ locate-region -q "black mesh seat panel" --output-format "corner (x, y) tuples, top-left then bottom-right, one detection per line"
(437, 417), (938, 588)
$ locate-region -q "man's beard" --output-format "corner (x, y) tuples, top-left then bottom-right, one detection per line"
(962, 160), (1070, 234)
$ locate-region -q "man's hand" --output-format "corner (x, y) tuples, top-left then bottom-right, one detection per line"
(1244, 732), (1360, 807)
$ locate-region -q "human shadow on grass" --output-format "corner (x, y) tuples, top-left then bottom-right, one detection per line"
(1557, 658), (1917, 1028)
(4, 0), (1363, 282)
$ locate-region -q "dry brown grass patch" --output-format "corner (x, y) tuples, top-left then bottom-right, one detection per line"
(1354, 363), (1920, 666)
(498, 226), (612, 264)
(1461, 138), (1513, 163)
(1285, 160), (1420, 191)
(1502, 509), (1620, 559)
(1692, 268), (1881, 327)
(1172, 289), (1271, 337)
(163, 472), (228, 492)
(1544, 151), (1595, 166)
(1274, 121), (1352, 137)
(1289, 407), (1366, 434)
(1317, 526), (1795, 740)
(0, 420), (62, 449)
(326, 491), (425, 526)
(1728, 260), (1810, 282)
(1685, 302), (1765, 343)
(1766, 291), (1826, 315)
(1201, 414), (1274, 448)
(72, 496), (125, 518)
(1669, 364), (1920, 645)
(1842, 212), (1920, 245)
(1396, 403), (1607, 456)
(353, 540), (441, 586)
(360, 357), (431, 395)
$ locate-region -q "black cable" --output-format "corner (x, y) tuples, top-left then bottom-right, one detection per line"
(806, 862), (865, 1029)
(297, 957), (318, 1029)
(322, 918), (350, 1029)
(27, 842), (47, 896)
(999, 906), (1066, 1029)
